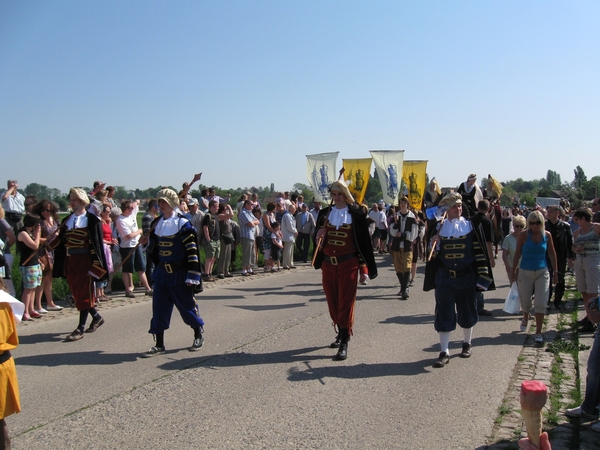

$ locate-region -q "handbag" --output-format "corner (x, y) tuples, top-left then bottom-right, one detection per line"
(502, 282), (521, 314)
(222, 233), (234, 245)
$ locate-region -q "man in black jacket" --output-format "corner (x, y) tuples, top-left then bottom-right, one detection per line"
(545, 205), (574, 309)
(314, 181), (377, 360)
(469, 200), (495, 316)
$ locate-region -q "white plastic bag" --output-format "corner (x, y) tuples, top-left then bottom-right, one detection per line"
(503, 282), (521, 314)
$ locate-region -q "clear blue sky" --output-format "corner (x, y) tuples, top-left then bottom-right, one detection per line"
(1, 1), (598, 194)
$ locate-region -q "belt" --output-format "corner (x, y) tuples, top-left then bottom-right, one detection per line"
(323, 253), (358, 266)
(159, 260), (187, 274)
(66, 248), (90, 256)
(0, 351), (12, 365)
(440, 264), (472, 278)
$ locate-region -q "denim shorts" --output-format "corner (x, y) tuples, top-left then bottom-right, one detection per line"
(119, 246), (146, 273)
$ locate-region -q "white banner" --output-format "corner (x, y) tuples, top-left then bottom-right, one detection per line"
(369, 150), (405, 205)
(306, 152), (339, 203)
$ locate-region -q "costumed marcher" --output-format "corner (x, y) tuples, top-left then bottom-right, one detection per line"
(314, 181), (377, 361)
(456, 174), (483, 218)
(49, 188), (108, 341)
(0, 281), (24, 450)
(140, 189), (205, 357)
(390, 196), (418, 299)
(428, 193), (494, 368)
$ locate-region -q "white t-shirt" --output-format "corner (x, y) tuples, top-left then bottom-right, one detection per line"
(116, 204), (140, 248)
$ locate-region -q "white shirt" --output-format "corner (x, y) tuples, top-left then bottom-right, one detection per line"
(116, 204), (140, 248)
(66, 212), (88, 230)
(1, 191), (25, 214)
(438, 216), (473, 238)
(328, 206), (353, 230)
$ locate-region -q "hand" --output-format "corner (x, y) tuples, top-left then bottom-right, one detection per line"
(139, 235), (148, 246)
(518, 432), (551, 450)
(567, 258), (574, 268)
(552, 272), (558, 285)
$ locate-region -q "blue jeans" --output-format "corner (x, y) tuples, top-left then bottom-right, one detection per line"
(582, 330), (600, 415)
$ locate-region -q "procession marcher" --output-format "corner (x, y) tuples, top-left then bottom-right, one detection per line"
(49, 188), (108, 342)
(0, 282), (24, 450)
(389, 196), (418, 299)
(314, 181), (377, 360)
(428, 193), (495, 367)
(545, 205), (574, 309)
(457, 174), (483, 219)
(140, 189), (204, 357)
(470, 199), (496, 316)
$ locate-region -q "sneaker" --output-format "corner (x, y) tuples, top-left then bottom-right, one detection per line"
(460, 343), (472, 358)
(520, 319), (528, 332)
(85, 317), (105, 333)
(142, 346), (166, 358)
(433, 352), (450, 368)
(189, 335), (204, 352)
(36, 308), (48, 314)
(564, 406), (599, 420)
(46, 305), (64, 311)
(534, 334), (544, 344)
(65, 329), (84, 342)
(592, 421), (600, 432)
(125, 291), (136, 298)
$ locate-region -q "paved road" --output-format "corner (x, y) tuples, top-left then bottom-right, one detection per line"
(11, 257), (522, 449)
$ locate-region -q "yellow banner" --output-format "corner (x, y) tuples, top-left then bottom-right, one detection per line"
(342, 158), (372, 205)
(402, 160), (428, 210)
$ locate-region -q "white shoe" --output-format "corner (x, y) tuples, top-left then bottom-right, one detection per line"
(565, 406), (598, 420)
(36, 308), (48, 314)
(46, 305), (64, 311)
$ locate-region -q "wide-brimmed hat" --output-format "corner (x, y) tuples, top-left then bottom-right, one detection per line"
(69, 187), (90, 205)
(157, 188), (180, 210)
(329, 181), (354, 204)
(438, 193), (462, 209)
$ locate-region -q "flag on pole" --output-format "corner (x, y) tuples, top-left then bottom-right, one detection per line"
(402, 160), (428, 211)
(306, 152), (339, 203)
(369, 150), (404, 205)
(342, 158), (372, 205)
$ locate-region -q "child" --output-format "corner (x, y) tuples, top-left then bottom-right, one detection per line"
(17, 213), (43, 320)
(270, 222), (284, 271)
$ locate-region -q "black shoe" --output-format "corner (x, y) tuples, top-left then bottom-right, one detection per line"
(330, 335), (341, 348)
(478, 309), (493, 316)
(578, 322), (597, 333)
(401, 290), (409, 300)
(433, 352), (449, 368)
(460, 343), (472, 358)
(335, 343), (348, 360)
(85, 317), (105, 333)
(189, 335), (204, 351)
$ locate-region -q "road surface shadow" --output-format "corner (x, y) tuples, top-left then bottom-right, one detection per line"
(14, 350), (141, 366)
(287, 359), (431, 381)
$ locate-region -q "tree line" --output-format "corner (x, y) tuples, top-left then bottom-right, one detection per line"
(19, 165), (598, 211)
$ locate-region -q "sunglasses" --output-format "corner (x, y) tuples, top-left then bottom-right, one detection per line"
(529, 221), (542, 225)
(514, 225), (524, 228)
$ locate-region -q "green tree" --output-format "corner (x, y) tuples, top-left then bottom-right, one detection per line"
(581, 176), (600, 199)
(546, 170), (561, 189)
(573, 166), (587, 188)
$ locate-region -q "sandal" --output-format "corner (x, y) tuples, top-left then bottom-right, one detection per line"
(520, 319), (528, 332)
